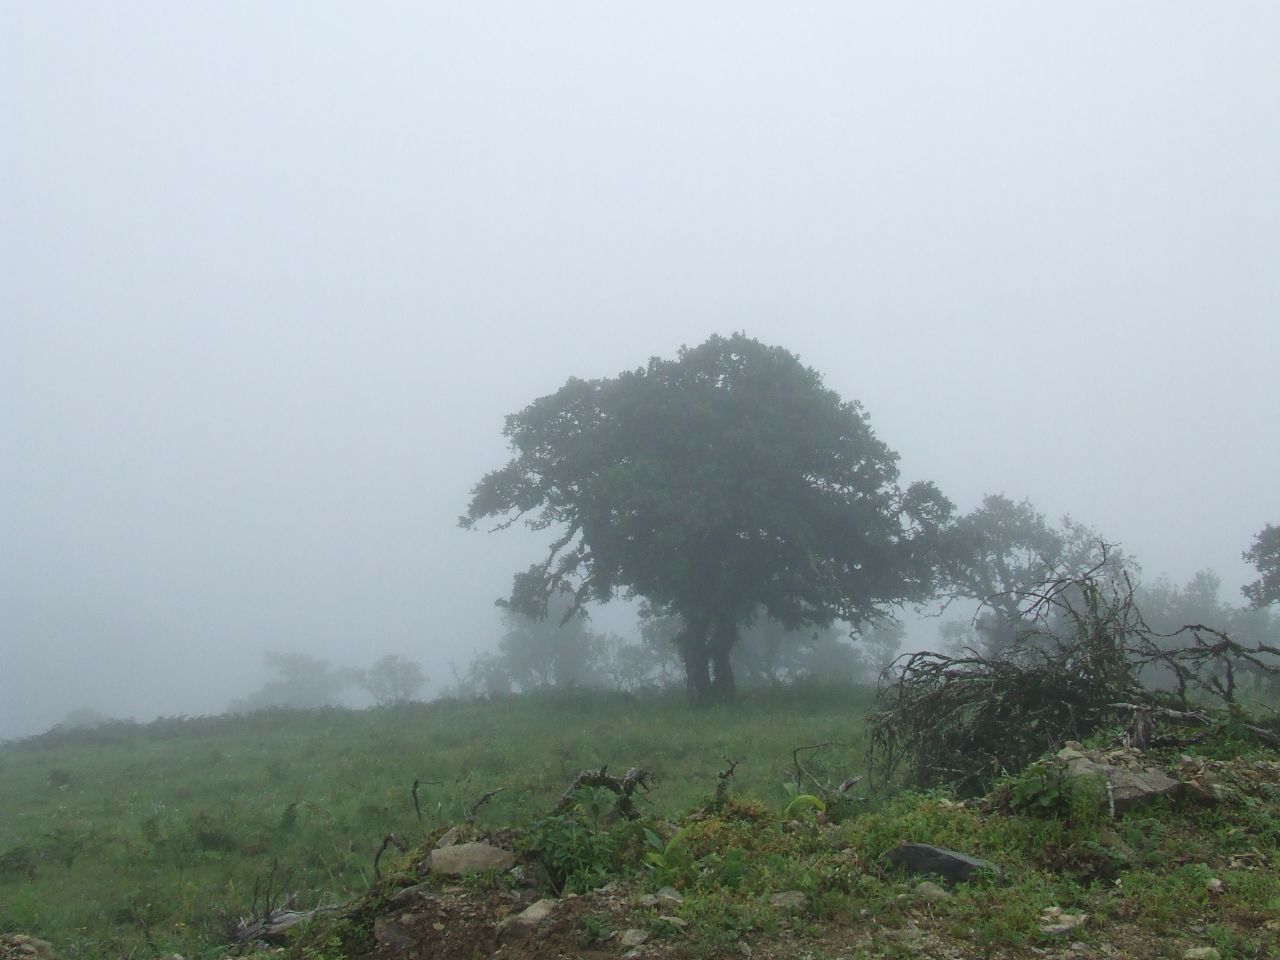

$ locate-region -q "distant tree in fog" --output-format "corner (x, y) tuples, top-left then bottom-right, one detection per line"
(495, 591), (613, 690)
(1243, 524), (1280, 608)
(451, 592), (615, 695)
(358, 654), (427, 704)
(938, 494), (1130, 657)
(462, 334), (951, 706)
(229, 652), (354, 712)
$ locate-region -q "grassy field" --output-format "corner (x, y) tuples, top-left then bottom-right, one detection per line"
(0, 685), (877, 959)
(6, 684), (1280, 960)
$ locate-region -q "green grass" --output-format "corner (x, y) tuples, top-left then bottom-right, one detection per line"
(6, 685), (1280, 960)
(0, 684), (876, 959)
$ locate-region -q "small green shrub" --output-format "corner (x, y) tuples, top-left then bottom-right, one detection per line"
(1005, 762), (1107, 823)
(643, 824), (695, 889)
(528, 814), (617, 894)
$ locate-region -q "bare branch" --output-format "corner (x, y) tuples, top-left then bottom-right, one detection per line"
(373, 833), (408, 883)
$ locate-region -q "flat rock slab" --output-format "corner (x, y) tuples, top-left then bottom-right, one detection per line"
(881, 843), (1003, 884)
(620, 929), (650, 948)
(429, 842), (516, 876)
(1056, 744), (1180, 811)
(510, 899), (557, 926)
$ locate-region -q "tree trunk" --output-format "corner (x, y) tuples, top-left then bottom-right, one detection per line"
(677, 617), (712, 707)
(709, 618), (739, 704)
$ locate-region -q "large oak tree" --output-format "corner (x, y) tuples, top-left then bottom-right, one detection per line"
(462, 334), (952, 704)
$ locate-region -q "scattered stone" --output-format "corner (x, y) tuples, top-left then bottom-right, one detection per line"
(881, 843), (1003, 884)
(435, 826), (461, 848)
(770, 890), (807, 910)
(914, 880), (952, 901)
(510, 898), (557, 927)
(1206, 877), (1225, 895)
(637, 886), (685, 909)
(1184, 949), (1221, 960)
(1038, 906), (1088, 936)
(429, 841), (516, 876)
(658, 915), (688, 929)
(372, 916), (415, 950)
(620, 928), (650, 948)
(1055, 743), (1180, 811)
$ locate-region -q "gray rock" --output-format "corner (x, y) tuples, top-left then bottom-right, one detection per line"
(1056, 743), (1181, 811)
(510, 898), (556, 926)
(429, 841), (516, 876)
(881, 843), (1003, 884)
(1184, 949), (1221, 960)
(620, 928), (650, 947)
(1039, 915), (1089, 936)
(435, 826), (462, 848)
(658, 915), (688, 929)
(1038, 906), (1089, 936)
(637, 886), (685, 910)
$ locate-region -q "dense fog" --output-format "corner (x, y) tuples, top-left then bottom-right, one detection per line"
(4, 3), (1279, 739)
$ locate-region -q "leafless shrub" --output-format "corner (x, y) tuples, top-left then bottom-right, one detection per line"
(868, 549), (1280, 794)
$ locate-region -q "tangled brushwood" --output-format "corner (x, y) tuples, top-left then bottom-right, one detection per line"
(868, 551), (1280, 795)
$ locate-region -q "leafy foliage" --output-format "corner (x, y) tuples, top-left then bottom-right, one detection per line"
(527, 812), (618, 894)
(357, 655), (427, 705)
(1243, 523), (1280, 609)
(229, 652), (357, 712)
(1002, 762), (1107, 822)
(463, 334), (952, 703)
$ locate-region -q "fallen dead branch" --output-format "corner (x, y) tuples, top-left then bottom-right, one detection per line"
(373, 832), (408, 883)
(714, 756), (742, 807)
(465, 787), (505, 825)
(555, 765), (655, 819)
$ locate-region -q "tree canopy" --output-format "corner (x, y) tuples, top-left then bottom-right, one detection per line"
(462, 334), (952, 704)
(1243, 524), (1280, 609)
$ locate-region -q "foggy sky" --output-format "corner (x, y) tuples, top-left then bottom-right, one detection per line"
(4, 3), (1279, 739)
